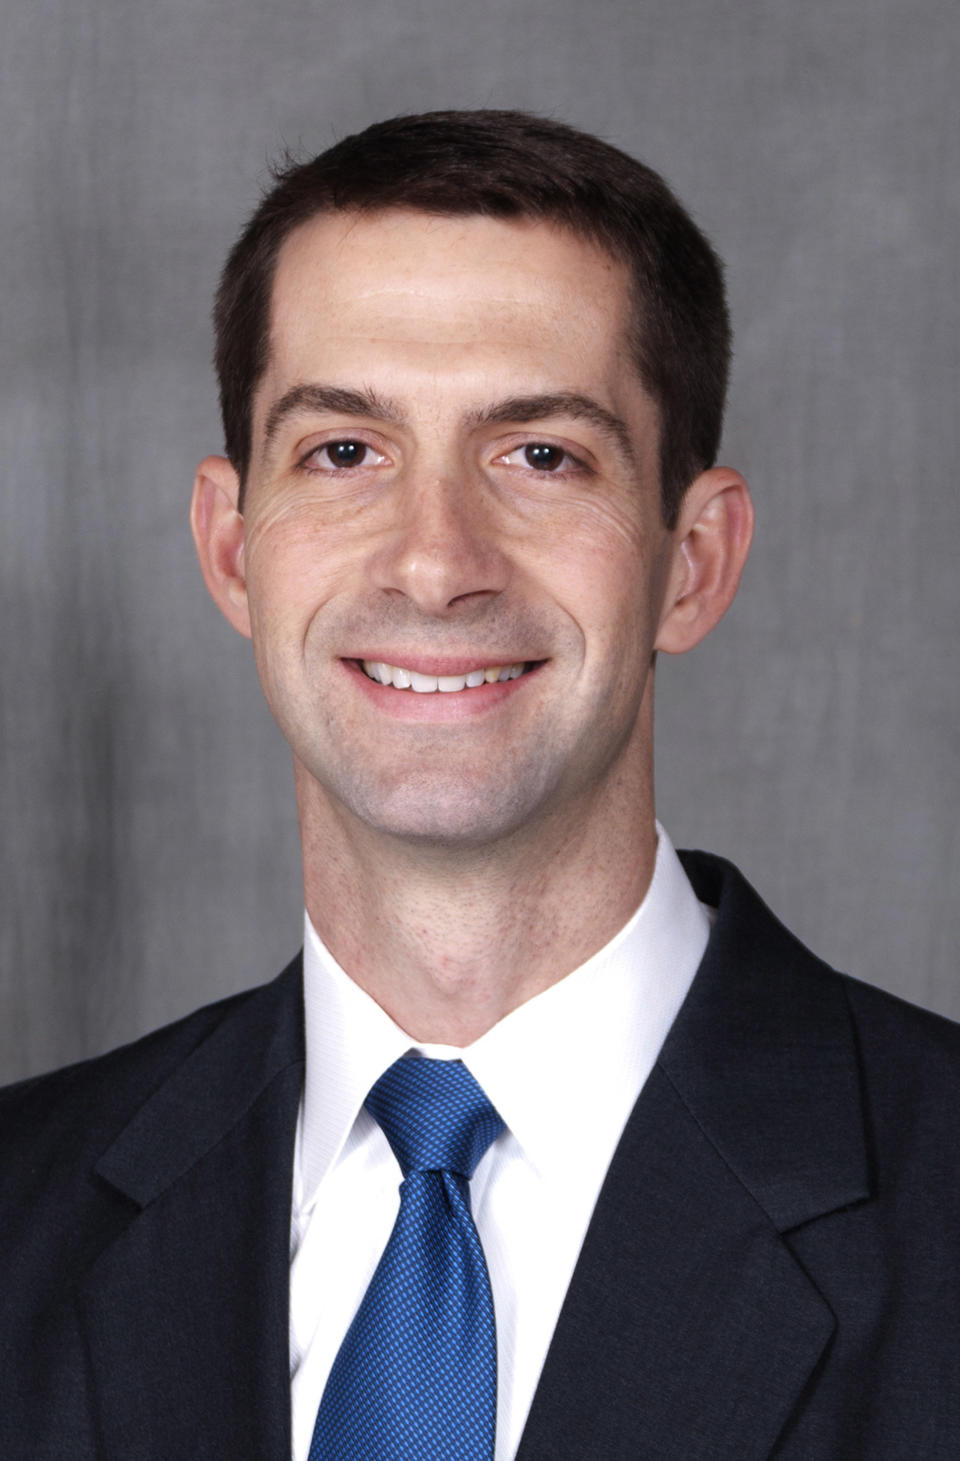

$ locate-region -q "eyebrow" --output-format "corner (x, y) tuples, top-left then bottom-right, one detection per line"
(262, 383), (405, 450)
(260, 383), (638, 468)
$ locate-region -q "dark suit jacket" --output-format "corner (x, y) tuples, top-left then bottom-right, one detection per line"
(3, 850), (960, 1458)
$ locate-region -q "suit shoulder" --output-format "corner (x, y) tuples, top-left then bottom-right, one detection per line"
(680, 843), (960, 1096)
(837, 969), (960, 1126)
(0, 959), (299, 1183)
(683, 846), (960, 1035)
(839, 967), (960, 1048)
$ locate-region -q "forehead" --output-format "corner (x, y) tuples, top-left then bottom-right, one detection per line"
(261, 208), (638, 406)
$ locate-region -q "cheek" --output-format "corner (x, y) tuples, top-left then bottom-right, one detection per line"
(242, 505), (362, 639)
(529, 504), (660, 637)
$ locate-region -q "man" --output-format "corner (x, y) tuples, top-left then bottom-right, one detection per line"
(2, 111), (959, 1460)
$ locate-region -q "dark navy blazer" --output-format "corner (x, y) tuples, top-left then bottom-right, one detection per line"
(2, 851), (960, 1458)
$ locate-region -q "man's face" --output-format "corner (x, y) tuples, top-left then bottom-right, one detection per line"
(237, 208), (680, 848)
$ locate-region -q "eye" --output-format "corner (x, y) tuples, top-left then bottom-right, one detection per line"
(322, 440), (370, 468)
(297, 438), (391, 475)
(524, 443), (566, 471)
(497, 441), (584, 474)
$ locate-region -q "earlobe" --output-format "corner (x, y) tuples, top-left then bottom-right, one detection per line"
(189, 456), (252, 639)
(654, 467), (754, 655)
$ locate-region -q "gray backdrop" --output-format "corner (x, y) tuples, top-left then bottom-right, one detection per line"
(2, 0), (957, 1082)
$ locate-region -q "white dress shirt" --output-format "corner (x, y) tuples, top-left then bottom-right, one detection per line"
(288, 825), (713, 1461)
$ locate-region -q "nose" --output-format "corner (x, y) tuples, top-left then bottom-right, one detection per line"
(370, 473), (510, 616)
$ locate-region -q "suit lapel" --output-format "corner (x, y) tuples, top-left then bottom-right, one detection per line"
(77, 960), (305, 1461)
(518, 852), (869, 1461)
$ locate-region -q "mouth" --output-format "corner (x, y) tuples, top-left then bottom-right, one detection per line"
(357, 659), (539, 693)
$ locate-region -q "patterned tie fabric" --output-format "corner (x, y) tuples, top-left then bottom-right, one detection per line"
(309, 1055), (505, 1461)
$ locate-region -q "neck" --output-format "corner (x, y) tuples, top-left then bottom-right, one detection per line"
(298, 762), (658, 1047)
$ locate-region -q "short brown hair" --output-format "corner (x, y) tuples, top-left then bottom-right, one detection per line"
(214, 110), (730, 526)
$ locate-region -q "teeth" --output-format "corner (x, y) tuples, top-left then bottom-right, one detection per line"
(362, 660), (527, 692)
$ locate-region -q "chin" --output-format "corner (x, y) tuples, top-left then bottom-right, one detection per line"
(374, 793), (538, 850)
(325, 765), (557, 851)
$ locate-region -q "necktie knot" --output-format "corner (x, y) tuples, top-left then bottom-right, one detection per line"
(366, 1056), (504, 1180)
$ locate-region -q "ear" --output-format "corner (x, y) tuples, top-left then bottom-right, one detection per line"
(189, 455), (252, 639)
(654, 467), (754, 655)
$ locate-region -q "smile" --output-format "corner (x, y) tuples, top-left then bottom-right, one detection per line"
(361, 660), (530, 693)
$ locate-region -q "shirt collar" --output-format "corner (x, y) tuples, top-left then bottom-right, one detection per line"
(297, 824), (711, 1209)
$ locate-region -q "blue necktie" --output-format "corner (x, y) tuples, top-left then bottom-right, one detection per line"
(309, 1055), (505, 1460)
